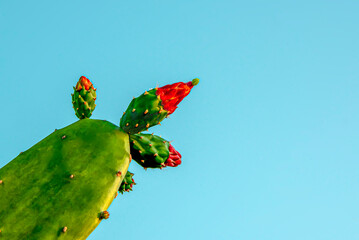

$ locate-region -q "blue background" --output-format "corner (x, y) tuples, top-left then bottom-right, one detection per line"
(1, 1), (359, 239)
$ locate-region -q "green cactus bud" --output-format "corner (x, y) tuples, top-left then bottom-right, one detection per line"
(119, 171), (135, 194)
(99, 211), (110, 220)
(72, 76), (97, 119)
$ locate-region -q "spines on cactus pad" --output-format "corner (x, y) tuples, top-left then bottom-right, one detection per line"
(130, 133), (182, 169)
(120, 78), (199, 134)
(0, 119), (130, 239)
(72, 76), (97, 119)
(119, 171), (135, 194)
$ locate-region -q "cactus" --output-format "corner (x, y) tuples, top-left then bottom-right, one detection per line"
(0, 76), (198, 239)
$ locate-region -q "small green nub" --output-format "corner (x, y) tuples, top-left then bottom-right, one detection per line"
(191, 78), (199, 86)
(119, 171), (135, 194)
(99, 211), (110, 220)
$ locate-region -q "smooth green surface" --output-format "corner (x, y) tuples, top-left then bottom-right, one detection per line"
(120, 89), (168, 134)
(0, 119), (130, 240)
(130, 134), (170, 168)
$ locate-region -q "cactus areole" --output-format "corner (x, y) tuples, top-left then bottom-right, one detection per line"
(0, 76), (199, 239)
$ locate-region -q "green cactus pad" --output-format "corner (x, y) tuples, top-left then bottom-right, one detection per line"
(120, 89), (168, 134)
(72, 76), (97, 119)
(130, 133), (171, 169)
(0, 119), (130, 240)
(119, 171), (135, 194)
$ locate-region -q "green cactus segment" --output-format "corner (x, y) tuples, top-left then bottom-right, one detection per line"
(120, 89), (168, 134)
(130, 133), (171, 169)
(119, 171), (135, 194)
(0, 119), (130, 240)
(72, 76), (97, 119)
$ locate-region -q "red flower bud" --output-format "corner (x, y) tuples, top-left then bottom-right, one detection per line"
(76, 76), (94, 91)
(156, 79), (199, 115)
(164, 144), (182, 167)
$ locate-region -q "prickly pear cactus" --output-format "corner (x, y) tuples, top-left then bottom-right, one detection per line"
(0, 76), (198, 239)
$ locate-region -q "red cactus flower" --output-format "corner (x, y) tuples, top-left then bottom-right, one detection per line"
(164, 144), (182, 167)
(156, 78), (199, 115)
(76, 76), (94, 91)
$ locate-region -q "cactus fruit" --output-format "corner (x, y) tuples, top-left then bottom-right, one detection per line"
(72, 76), (97, 119)
(0, 76), (198, 239)
(120, 78), (199, 134)
(130, 133), (182, 169)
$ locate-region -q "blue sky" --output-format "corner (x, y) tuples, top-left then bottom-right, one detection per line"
(1, 1), (359, 239)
